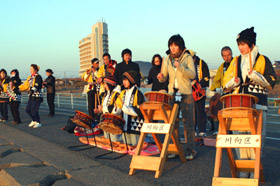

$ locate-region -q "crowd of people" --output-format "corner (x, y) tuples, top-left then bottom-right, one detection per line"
(0, 27), (277, 178)
(0, 65), (55, 128)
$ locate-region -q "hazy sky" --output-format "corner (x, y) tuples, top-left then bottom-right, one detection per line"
(1, 0), (279, 78)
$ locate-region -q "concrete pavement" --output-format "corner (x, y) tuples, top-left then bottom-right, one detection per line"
(0, 104), (280, 185)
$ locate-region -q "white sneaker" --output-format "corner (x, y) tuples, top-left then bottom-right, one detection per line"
(168, 154), (176, 159)
(186, 154), (194, 160)
(33, 122), (42, 128)
(28, 121), (36, 127)
(198, 132), (206, 137)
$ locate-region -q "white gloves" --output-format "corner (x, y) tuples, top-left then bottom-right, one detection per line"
(31, 87), (37, 91)
(122, 105), (137, 116)
(247, 70), (270, 88)
(114, 85), (121, 93)
(224, 77), (240, 90)
(112, 107), (122, 115)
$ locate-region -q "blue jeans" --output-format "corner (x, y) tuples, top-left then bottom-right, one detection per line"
(171, 94), (195, 155)
(26, 99), (41, 122)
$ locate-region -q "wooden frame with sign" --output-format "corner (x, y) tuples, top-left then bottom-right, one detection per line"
(212, 106), (265, 186)
(129, 101), (185, 178)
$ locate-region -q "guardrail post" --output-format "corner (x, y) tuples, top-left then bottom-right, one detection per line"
(57, 93), (60, 108)
(71, 93), (74, 110)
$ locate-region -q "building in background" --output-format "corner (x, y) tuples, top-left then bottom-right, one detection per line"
(79, 22), (109, 77)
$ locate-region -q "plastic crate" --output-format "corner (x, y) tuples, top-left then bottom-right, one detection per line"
(203, 137), (216, 147)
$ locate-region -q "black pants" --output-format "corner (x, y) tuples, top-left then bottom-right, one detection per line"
(194, 95), (207, 133)
(26, 99), (41, 122)
(87, 90), (97, 118)
(0, 101), (8, 120)
(47, 93), (55, 115)
(10, 100), (21, 123)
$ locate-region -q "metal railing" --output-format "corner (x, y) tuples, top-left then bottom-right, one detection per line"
(20, 88), (150, 112)
(21, 91), (280, 114)
(21, 92), (88, 111)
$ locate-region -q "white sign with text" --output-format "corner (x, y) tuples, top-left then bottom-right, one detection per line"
(141, 123), (171, 134)
(216, 135), (261, 148)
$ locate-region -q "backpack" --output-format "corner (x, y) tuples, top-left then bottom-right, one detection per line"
(61, 116), (77, 133)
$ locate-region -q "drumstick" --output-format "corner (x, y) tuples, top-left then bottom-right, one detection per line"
(97, 90), (100, 106)
(234, 57), (238, 79)
(249, 49), (253, 74)
(95, 93), (97, 109)
(178, 48), (186, 62)
(160, 56), (165, 74)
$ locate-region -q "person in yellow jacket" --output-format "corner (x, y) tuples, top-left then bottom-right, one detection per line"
(97, 53), (117, 94)
(19, 64), (43, 128)
(210, 46), (233, 92)
(223, 27), (277, 178)
(115, 70), (145, 146)
(94, 76), (122, 142)
(0, 69), (10, 122)
(82, 58), (100, 119)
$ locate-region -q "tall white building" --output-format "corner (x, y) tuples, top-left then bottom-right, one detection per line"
(79, 22), (109, 77)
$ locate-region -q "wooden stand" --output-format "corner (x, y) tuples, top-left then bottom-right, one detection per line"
(274, 97), (280, 114)
(212, 108), (264, 186)
(129, 102), (185, 178)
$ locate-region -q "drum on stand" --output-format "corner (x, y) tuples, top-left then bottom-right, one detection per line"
(98, 113), (125, 135)
(144, 91), (173, 106)
(220, 93), (259, 110)
(71, 110), (95, 129)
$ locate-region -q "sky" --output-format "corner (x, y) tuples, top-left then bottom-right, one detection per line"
(1, 0), (279, 79)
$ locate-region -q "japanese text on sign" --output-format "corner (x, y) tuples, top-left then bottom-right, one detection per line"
(216, 135), (261, 148)
(141, 123), (171, 134)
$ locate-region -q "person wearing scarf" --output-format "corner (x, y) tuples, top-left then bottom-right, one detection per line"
(146, 54), (168, 92)
(94, 76), (122, 142)
(20, 64), (43, 128)
(157, 34), (197, 160)
(223, 27), (277, 178)
(115, 70), (145, 146)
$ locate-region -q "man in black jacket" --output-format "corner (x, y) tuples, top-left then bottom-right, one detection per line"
(188, 50), (210, 137)
(43, 69), (55, 117)
(114, 48), (141, 89)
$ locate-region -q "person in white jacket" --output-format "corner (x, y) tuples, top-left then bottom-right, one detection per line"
(94, 76), (121, 142)
(115, 71), (145, 146)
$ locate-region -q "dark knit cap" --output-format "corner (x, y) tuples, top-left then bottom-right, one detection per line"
(121, 48), (132, 57)
(104, 76), (117, 86)
(236, 27), (256, 45)
(91, 58), (99, 64)
(46, 69), (53, 74)
(123, 70), (137, 85)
